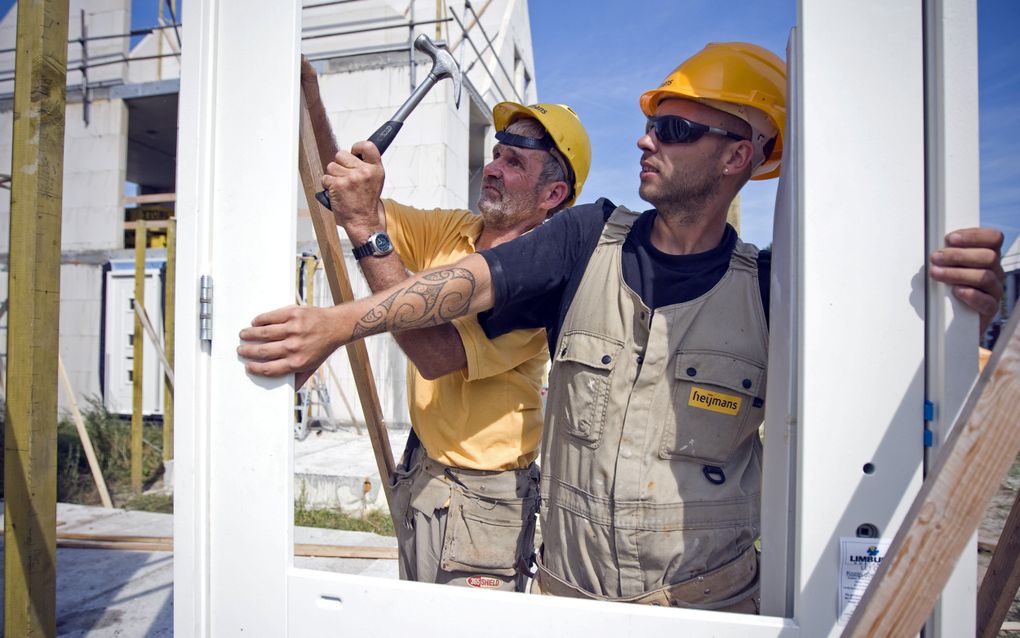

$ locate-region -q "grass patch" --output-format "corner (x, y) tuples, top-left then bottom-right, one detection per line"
(294, 489), (394, 536)
(124, 492), (174, 513)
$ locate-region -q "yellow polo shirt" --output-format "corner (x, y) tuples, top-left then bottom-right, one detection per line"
(383, 199), (547, 470)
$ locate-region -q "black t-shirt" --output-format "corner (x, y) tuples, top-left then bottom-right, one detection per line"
(479, 198), (771, 352)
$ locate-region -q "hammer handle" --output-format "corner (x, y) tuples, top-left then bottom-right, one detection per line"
(314, 120), (404, 210)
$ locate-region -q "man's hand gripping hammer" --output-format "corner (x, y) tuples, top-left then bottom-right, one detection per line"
(315, 33), (463, 210)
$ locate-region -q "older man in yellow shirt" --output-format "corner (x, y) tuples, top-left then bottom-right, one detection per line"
(302, 60), (591, 591)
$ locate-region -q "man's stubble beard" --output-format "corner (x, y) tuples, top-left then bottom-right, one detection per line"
(639, 158), (722, 223)
(478, 179), (543, 229)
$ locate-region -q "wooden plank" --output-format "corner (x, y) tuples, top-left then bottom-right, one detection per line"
(977, 483), (1020, 638)
(57, 539), (173, 552)
(295, 543), (397, 560)
(58, 356), (113, 508)
(163, 218), (175, 461)
(39, 532), (399, 560)
(297, 87), (396, 503)
(122, 192), (177, 205)
(132, 223), (146, 493)
(844, 311), (1020, 637)
(57, 532), (167, 543)
(3, 1), (70, 636)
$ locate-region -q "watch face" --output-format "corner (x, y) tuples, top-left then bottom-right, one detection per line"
(374, 233), (393, 253)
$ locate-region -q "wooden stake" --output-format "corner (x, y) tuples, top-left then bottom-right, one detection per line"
(3, 1), (70, 635)
(844, 312), (1020, 637)
(297, 89), (396, 505)
(132, 223), (147, 493)
(977, 483), (1020, 638)
(163, 218), (175, 462)
(58, 356), (113, 508)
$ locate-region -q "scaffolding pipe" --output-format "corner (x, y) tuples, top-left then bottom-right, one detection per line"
(460, 0), (518, 101)
(304, 0), (369, 9)
(0, 23), (182, 54)
(301, 17), (451, 42)
(448, 9), (513, 102)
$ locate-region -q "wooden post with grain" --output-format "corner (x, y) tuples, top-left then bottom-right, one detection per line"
(131, 222), (147, 493)
(3, 1), (70, 636)
(163, 218), (176, 462)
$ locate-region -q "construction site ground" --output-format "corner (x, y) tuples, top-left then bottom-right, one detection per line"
(978, 453), (1020, 636)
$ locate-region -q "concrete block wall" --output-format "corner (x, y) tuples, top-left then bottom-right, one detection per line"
(57, 263), (105, 410)
(0, 97), (128, 254)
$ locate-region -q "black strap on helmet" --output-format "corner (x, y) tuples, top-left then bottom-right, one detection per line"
(495, 129), (556, 152)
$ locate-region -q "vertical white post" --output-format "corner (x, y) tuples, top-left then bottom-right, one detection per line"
(793, 1), (927, 635)
(759, 28), (801, 619)
(173, 0), (301, 635)
(923, 0), (980, 635)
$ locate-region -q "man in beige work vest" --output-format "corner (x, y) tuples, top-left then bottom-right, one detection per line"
(301, 60), (591, 591)
(244, 45), (1005, 607)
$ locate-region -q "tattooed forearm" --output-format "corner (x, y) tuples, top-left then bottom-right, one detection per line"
(350, 268), (476, 340)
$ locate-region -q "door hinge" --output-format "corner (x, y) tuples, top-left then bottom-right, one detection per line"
(199, 275), (213, 343)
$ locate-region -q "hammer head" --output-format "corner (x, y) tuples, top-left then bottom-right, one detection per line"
(414, 33), (462, 109)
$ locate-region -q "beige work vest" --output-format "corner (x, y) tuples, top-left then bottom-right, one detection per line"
(541, 206), (768, 598)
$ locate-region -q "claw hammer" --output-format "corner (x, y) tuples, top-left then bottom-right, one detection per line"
(315, 33), (463, 210)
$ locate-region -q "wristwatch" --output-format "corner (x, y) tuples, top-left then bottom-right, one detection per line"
(352, 231), (394, 260)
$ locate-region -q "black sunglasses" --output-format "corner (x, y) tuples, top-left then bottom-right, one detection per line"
(645, 115), (748, 145)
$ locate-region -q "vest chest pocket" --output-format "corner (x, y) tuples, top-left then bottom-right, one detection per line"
(660, 351), (766, 465)
(552, 331), (623, 447)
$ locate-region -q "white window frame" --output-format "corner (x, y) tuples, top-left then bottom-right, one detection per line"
(172, 1), (978, 636)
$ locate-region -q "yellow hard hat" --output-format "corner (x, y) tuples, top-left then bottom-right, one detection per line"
(639, 42), (786, 180)
(492, 102), (592, 207)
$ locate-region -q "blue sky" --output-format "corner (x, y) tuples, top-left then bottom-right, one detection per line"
(530, 1), (1020, 253)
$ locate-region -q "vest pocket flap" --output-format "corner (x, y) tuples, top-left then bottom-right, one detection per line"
(556, 331), (624, 370)
(674, 351), (765, 396)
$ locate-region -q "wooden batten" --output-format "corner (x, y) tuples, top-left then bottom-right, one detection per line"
(296, 87), (396, 507)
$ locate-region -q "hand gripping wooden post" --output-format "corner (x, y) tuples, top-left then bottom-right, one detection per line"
(296, 87), (396, 508)
(844, 311), (1020, 637)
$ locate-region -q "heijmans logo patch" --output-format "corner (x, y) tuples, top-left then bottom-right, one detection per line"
(688, 386), (742, 415)
(466, 575), (503, 589)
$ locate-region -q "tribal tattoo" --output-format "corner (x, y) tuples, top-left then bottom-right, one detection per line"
(350, 268), (476, 340)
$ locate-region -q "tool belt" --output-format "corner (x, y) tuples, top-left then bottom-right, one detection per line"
(534, 546), (759, 613)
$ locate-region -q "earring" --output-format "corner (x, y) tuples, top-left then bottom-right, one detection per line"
(723, 168), (729, 174)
